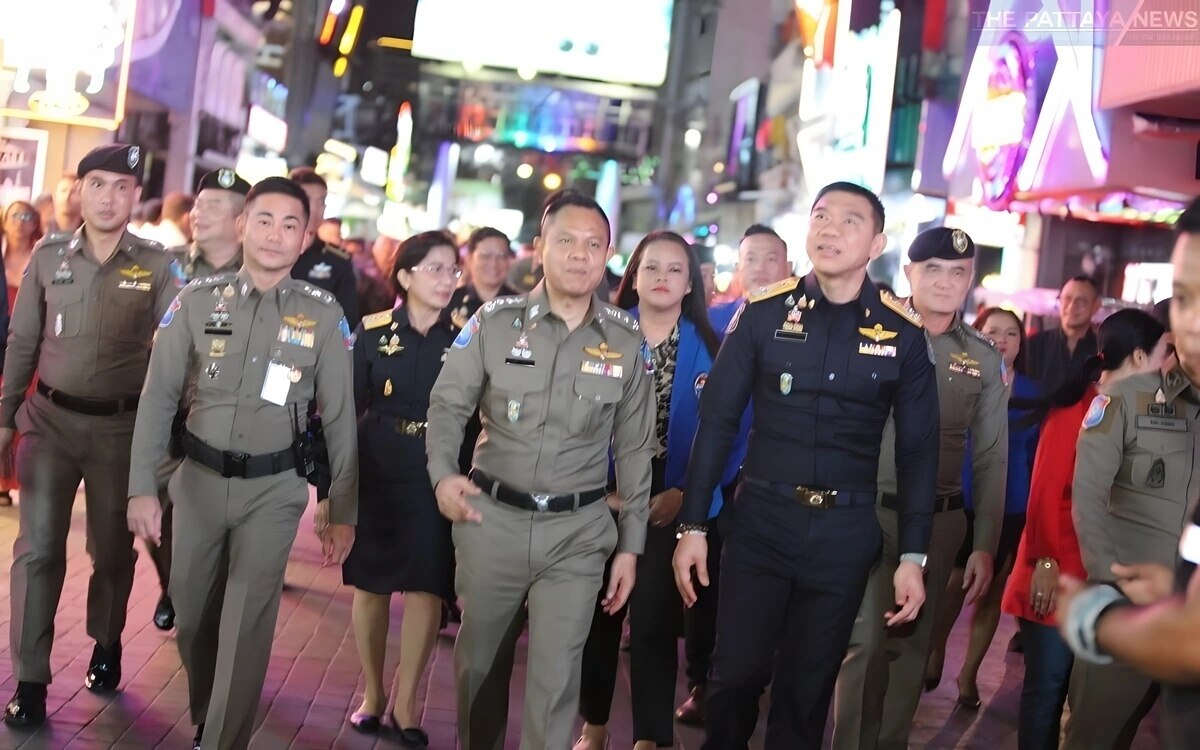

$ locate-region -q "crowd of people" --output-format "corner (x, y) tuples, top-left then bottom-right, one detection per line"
(0, 142), (1198, 750)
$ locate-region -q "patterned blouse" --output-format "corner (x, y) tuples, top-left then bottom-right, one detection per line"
(651, 325), (679, 458)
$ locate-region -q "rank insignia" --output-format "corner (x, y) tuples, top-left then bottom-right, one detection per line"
(1082, 394), (1111, 430)
(378, 334), (403, 356)
(782, 303), (804, 333)
(779, 372), (793, 395)
(584, 342), (623, 361)
(511, 333), (533, 359)
(119, 264), (152, 280)
(362, 310), (392, 330)
(1155, 387), (1167, 404)
(582, 360), (623, 378)
(209, 339), (226, 358)
(451, 306), (470, 329)
(507, 399), (521, 422)
(205, 297), (233, 335)
(948, 352), (982, 378)
(859, 342), (898, 357)
(52, 259), (74, 284)
(858, 324), (898, 343)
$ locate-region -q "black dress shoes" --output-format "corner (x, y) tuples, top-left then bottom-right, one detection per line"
(83, 642), (122, 692)
(674, 685), (706, 726)
(153, 595), (176, 631)
(193, 723), (204, 750)
(4, 682), (46, 727)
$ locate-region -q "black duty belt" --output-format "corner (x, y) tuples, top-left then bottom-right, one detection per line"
(881, 491), (965, 514)
(37, 381), (139, 416)
(182, 430), (297, 479)
(742, 476), (875, 509)
(469, 469), (606, 513)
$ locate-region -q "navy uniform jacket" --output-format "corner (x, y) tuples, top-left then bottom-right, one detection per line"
(442, 283), (519, 329)
(681, 273), (940, 555)
(355, 307), (458, 481)
(292, 239), (359, 328)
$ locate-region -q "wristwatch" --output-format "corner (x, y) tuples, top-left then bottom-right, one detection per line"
(899, 553), (928, 570)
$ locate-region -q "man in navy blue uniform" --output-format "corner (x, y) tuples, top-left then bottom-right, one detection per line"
(672, 181), (940, 749)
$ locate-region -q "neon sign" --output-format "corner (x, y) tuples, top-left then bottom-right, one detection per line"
(0, 0), (137, 130)
(973, 36), (1035, 209)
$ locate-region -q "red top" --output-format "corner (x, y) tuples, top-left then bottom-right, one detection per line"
(1002, 387), (1091, 625)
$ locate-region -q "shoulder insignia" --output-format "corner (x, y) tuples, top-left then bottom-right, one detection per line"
(480, 295), (526, 318)
(188, 271), (237, 289)
(965, 324), (998, 349)
(137, 237), (166, 251)
(1082, 394), (1111, 430)
(747, 276), (800, 304)
(324, 243), (350, 260)
(601, 304), (639, 332)
(362, 310), (393, 330)
(299, 282), (336, 305)
(880, 291), (924, 328)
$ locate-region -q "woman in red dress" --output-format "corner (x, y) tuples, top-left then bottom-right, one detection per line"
(1002, 308), (1169, 749)
(0, 201), (43, 505)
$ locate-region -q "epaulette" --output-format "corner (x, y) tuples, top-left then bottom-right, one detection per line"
(299, 282), (336, 305)
(362, 310), (393, 330)
(324, 243), (350, 261)
(880, 291), (924, 328)
(601, 304), (640, 332)
(41, 231), (73, 244)
(479, 295), (526, 318)
(747, 276), (800, 303)
(135, 237), (166, 251)
(965, 324), (998, 349)
(187, 271), (237, 289)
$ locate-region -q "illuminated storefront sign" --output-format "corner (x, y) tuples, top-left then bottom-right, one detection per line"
(970, 36), (1036, 209)
(0, 0), (137, 129)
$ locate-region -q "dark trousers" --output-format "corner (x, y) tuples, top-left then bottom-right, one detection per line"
(579, 522), (682, 746)
(683, 508), (724, 690)
(703, 482), (882, 750)
(1017, 618), (1074, 750)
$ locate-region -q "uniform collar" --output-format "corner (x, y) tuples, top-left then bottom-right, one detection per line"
(523, 282), (609, 334)
(234, 267), (286, 310)
(1163, 365), (1196, 403)
(187, 243), (242, 273)
(65, 227), (141, 261)
(802, 272), (877, 314)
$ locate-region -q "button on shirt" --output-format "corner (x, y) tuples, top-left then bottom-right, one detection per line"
(682, 274), (940, 554)
(127, 268), (359, 524)
(426, 284), (655, 554)
(1, 228), (178, 424)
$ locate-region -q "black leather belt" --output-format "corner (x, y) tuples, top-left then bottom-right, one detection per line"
(469, 469), (606, 513)
(37, 381), (139, 416)
(742, 476), (875, 509)
(395, 419), (428, 437)
(182, 430), (297, 479)
(881, 491), (965, 514)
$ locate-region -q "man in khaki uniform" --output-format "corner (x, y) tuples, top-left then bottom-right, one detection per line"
(0, 144), (179, 727)
(832, 227), (1009, 750)
(126, 177), (357, 750)
(427, 190), (655, 750)
(146, 168), (251, 632)
(1063, 352), (1195, 749)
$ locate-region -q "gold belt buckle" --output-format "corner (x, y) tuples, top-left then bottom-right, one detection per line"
(795, 485), (837, 509)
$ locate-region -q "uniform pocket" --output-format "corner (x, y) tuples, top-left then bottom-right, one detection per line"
(106, 288), (156, 343)
(569, 373), (623, 434)
(44, 285), (84, 338)
(1129, 430), (1190, 495)
(487, 369), (541, 430)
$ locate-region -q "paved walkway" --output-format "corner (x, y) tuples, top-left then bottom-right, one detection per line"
(0, 493), (1160, 749)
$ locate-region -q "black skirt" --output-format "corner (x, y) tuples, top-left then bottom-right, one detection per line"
(342, 473), (454, 599)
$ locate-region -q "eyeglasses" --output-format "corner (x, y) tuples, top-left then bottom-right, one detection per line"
(10, 211), (35, 222)
(411, 263), (463, 279)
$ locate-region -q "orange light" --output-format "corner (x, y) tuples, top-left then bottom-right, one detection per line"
(376, 36), (414, 50)
(318, 13), (337, 45)
(338, 5), (364, 56)
(333, 57), (349, 78)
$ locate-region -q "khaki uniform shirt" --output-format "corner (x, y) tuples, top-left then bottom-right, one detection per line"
(1072, 367), (1200, 582)
(878, 315), (1009, 556)
(426, 284), (655, 554)
(166, 243), (242, 284)
(0, 228), (178, 426)
(128, 269), (359, 524)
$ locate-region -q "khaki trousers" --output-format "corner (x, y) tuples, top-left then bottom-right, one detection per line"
(831, 505), (967, 750)
(452, 492), (618, 750)
(9, 394), (137, 683)
(1062, 659), (1157, 750)
(169, 458), (308, 750)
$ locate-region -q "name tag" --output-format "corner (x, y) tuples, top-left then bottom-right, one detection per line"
(505, 357), (536, 367)
(774, 330), (808, 342)
(859, 342), (897, 358)
(1135, 415), (1188, 432)
(261, 360), (293, 405)
(948, 362), (981, 378)
(117, 280), (152, 292)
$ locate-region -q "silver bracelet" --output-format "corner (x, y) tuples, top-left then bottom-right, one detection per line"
(1062, 584), (1130, 664)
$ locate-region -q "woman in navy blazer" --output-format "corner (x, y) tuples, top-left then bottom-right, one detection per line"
(575, 231), (746, 750)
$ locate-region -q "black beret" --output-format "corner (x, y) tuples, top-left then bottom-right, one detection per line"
(908, 227), (975, 262)
(78, 143), (143, 184)
(196, 168), (251, 196)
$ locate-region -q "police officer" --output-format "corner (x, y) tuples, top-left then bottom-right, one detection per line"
(287, 167), (359, 327)
(443, 226), (518, 329)
(1, 144), (178, 727)
(1059, 311), (1184, 749)
(426, 190), (655, 750)
(145, 168), (252, 633)
(831, 227), (1009, 750)
(673, 181), (940, 749)
(126, 177), (358, 750)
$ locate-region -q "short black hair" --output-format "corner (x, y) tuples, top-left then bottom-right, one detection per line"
(1063, 274), (1100, 295)
(245, 176), (311, 226)
(287, 166), (327, 190)
(812, 181), (885, 233)
(742, 223), (783, 243)
(539, 189), (610, 245)
(1176, 196), (1200, 236)
(467, 226), (512, 254)
(390, 230), (457, 301)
